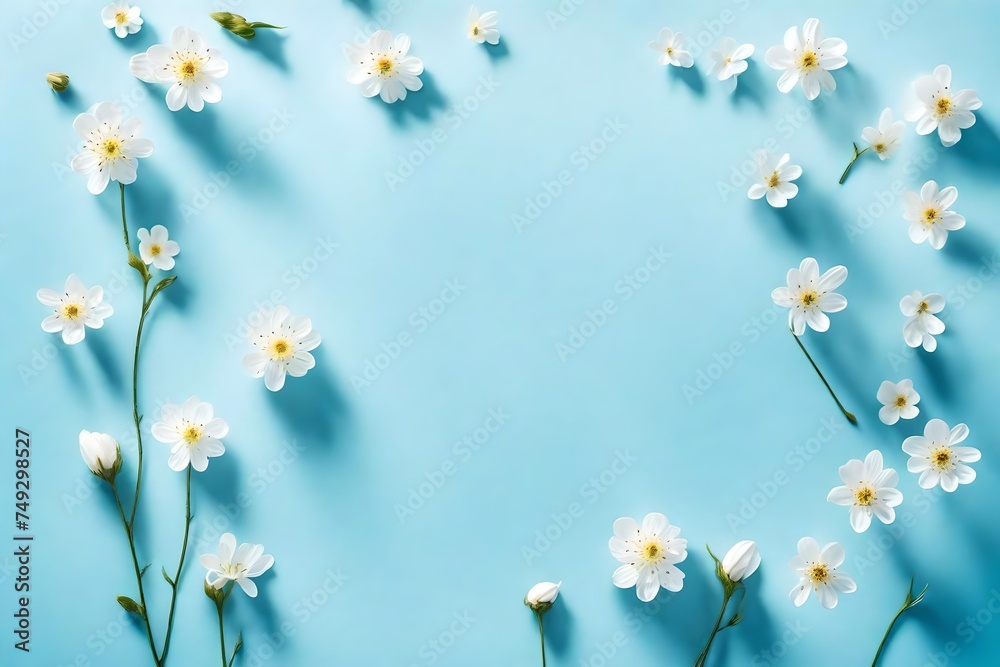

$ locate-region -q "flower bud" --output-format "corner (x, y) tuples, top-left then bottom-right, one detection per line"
(722, 540), (760, 582)
(46, 72), (70, 92)
(79, 430), (121, 483)
(210, 12), (255, 38)
(524, 581), (561, 614)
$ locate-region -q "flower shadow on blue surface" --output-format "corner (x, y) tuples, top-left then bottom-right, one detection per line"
(266, 346), (349, 453)
(915, 342), (962, 406)
(52, 86), (81, 111)
(539, 592), (573, 655)
(730, 61), (766, 109)
(377, 72), (449, 127)
(86, 331), (126, 396)
(947, 114), (1000, 173)
(343, 0), (374, 15)
(485, 39), (511, 62)
(193, 446), (244, 503)
(942, 226), (993, 270)
(812, 65), (874, 139)
(669, 65), (705, 98)
(222, 29), (290, 72)
(109, 23), (159, 51)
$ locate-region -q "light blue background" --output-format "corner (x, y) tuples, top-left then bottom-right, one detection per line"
(3, 1), (1000, 665)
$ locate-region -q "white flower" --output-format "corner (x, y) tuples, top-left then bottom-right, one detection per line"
(346, 30), (424, 104)
(877, 379), (920, 425)
(244, 305), (321, 392)
(200, 532), (274, 597)
(101, 2), (142, 38)
(861, 108), (905, 160)
(70, 102), (154, 195)
(747, 151), (801, 208)
(905, 65), (982, 147)
(467, 6), (499, 45)
(151, 397), (228, 472)
(649, 28), (693, 68)
(765, 18), (847, 100)
(609, 512), (687, 602)
(708, 37), (754, 82)
(524, 581), (561, 611)
(37, 274), (114, 345)
(788, 538), (856, 609)
(903, 180), (965, 249)
(827, 450), (903, 533)
(903, 419), (980, 492)
(721, 540), (760, 582)
(137, 225), (180, 271)
(771, 258), (847, 336)
(79, 430), (121, 480)
(129, 27), (229, 112)
(900, 291), (945, 352)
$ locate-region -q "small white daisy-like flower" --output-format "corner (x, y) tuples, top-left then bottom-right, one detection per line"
(137, 225), (180, 271)
(903, 180), (965, 249)
(789, 537), (856, 609)
(244, 305), (321, 392)
(129, 27), (229, 112)
(862, 108), (905, 160)
(900, 291), (945, 352)
(346, 30), (424, 104)
(151, 397), (228, 473)
(609, 512), (687, 602)
(771, 258), (847, 336)
(765, 18), (847, 101)
(649, 28), (693, 68)
(200, 533), (274, 598)
(827, 450), (903, 533)
(876, 379), (920, 425)
(37, 274), (114, 345)
(902, 419), (980, 492)
(707, 37), (754, 83)
(70, 102), (154, 195)
(747, 150), (801, 208)
(101, 2), (142, 38)
(906, 65), (982, 147)
(467, 6), (499, 45)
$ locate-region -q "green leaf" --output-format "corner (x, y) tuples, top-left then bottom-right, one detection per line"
(151, 275), (177, 298)
(726, 612), (744, 627)
(162, 567), (175, 587)
(116, 595), (145, 618)
(127, 252), (151, 281)
(228, 632), (243, 667)
(248, 22), (285, 30)
(140, 564), (151, 578)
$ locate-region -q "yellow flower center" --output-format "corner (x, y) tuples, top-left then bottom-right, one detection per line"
(63, 303), (81, 319)
(641, 541), (662, 563)
(806, 563), (830, 584)
(923, 208), (939, 224)
(666, 47), (674, 55)
(895, 395), (908, 408)
(116, 11), (129, 25)
(177, 58), (200, 81)
(874, 143), (886, 153)
(150, 244), (162, 256)
(854, 485), (876, 506)
(930, 446), (953, 470)
(378, 57), (394, 74)
(767, 171), (781, 187)
(182, 425), (203, 445)
(101, 138), (122, 158)
(269, 338), (294, 361)
(472, 25), (480, 36)
(799, 51), (819, 70)
(917, 300), (930, 313)
(222, 562), (246, 578)
(799, 291), (818, 307)
(935, 97), (952, 117)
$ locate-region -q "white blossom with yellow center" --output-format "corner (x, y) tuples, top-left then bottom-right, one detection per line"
(347, 30), (424, 103)
(70, 102), (154, 195)
(748, 150), (802, 208)
(649, 27), (693, 68)
(862, 108), (905, 160)
(708, 36), (755, 85)
(906, 64), (982, 147)
(765, 18), (847, 100)
(789, 538), (856, 609)
(244, 305), (322, 392)
(137, 225), (180, 271)
(129, 27), (229, 112)
(903, 419), (980, 493)
(467, 6), (500, 45)
(200, 533), (274, 598)
(876, 379), (921, 425)
(900, 290), (946, 352)
(609, 513), (687, 602)
(37, 274), (114, 345)
(828, 450), (904, 533)
(903, 180), (966, 250)
(772, 257), (848, 336)
(101, 2), (142, 38)
(152, 397), (229, 472)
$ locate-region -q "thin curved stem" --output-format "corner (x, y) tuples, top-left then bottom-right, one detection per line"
(159, 467), (193, 665)
(128, 279), (150, 529)
(217, 597), (228, 667)
(112, 482), (161, 667)
(534, 611), (547, 667)
(694, 590), (731, 667)
(839, 144), (870, 184)
(871, 578), (928, 666)
(790, 330), (858, 425)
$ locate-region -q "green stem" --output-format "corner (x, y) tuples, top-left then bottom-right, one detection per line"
(112, 482), (162, 667)
(128, 279), (150, 529)
(120, 183), (132, 253)
(790, 329), (857, 425)
(535, 610), (547, 667)
(839, 144), (870, 184)
(159, 467), (193, 665)
(871, 579), (929, 666)
(694, 589), (732, 667)
(217, 597), (228, 667)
